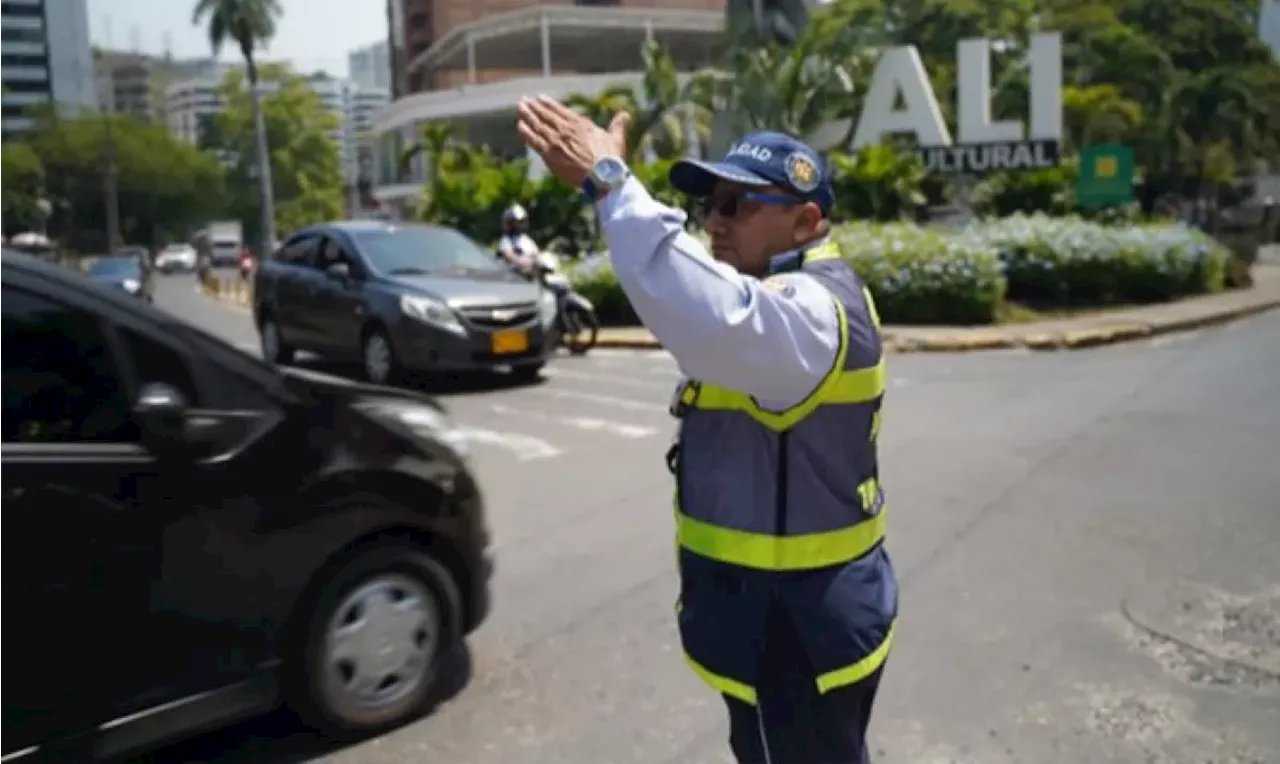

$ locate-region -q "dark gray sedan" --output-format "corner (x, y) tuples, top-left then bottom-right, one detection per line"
(252, 221), (559, 384)
(88, 255), (154, 302)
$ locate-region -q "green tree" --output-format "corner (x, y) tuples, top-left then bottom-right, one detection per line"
(192, 0), (283, 256)
(23, 113), (228, 252)
(565, 41), (714, 163)
(1, 141), (47, 236)
(208, 64), (343, 242)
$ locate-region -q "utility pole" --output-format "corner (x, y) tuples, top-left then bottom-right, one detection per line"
(101, 16), (121, 252)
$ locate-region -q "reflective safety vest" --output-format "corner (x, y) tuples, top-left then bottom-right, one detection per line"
(669, 241), (897, 706)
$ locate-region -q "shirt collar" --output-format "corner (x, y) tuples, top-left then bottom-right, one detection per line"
(767, 235), (831, 276)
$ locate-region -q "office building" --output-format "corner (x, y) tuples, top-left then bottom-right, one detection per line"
(164, 70), (388, 185)
(373, 0), (725, 212)
(2, 0), (96, 137)
(95, 50), (162, 122)
(349, 40), (392, 92)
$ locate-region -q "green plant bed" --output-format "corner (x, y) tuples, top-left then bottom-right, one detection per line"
(568, 214), (1230, 327)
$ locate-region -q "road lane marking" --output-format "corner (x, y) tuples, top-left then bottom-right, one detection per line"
(588, 348), (672, 359)
(522, 387), (668, 413)
(489, 403), (659, 438)
(542, 366), (669, 389)
(453, 426), (562, 461)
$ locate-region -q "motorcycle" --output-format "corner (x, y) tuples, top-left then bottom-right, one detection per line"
(529, 252), (599, 355)
(238, 248), (256, 282)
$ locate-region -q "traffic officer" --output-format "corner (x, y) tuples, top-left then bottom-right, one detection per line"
(517, 96), (896, 764)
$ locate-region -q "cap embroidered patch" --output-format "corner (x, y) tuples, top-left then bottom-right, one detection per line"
(784, 152), (820, 193)
(763, 276), (797, 298)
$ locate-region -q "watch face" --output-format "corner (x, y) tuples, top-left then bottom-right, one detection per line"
(595, 157), (627, 185)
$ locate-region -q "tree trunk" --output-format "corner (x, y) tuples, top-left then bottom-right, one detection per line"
(244, 53), (276, 259)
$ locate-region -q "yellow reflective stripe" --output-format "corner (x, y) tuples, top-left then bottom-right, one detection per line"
(693, 301), (853, 432)
(804, 241), (842, 262)
(856, 477), (879, 512)
(826, 358), (885, 404)
(685, 653), (758, 705)
(677, 508), (886, 571)
(862, 286), (882, 329)
(815, 620), (895, 694)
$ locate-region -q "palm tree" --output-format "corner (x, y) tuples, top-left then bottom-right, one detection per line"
(565, 41), (715, 164)
(192, 0), (282, 259)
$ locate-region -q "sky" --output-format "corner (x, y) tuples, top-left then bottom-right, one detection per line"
(88, 0), (388, 77)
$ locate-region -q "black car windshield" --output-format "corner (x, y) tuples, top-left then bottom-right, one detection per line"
(352, 226), (504, 275)
(90, 257), (140, 276)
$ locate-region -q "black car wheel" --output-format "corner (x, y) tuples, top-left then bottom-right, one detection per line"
(260, 316), (296, 365)
(290, 542), (462, 736)
(362, 327), (401, 385)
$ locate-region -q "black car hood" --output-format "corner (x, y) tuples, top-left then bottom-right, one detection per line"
(389, 271), (539, 308)
(279, 365), (445, 412)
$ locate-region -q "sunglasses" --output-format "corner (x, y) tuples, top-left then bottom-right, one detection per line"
(699, 192), (801, 221)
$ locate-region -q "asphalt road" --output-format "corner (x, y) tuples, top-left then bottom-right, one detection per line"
(135, 272), (1280, 764)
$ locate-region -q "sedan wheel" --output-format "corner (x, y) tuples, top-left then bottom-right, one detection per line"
(362, 330), (396, 384)
(320, 573), (440, 720)
(292, 543), (462, 735)
(260, 318), (295, 364)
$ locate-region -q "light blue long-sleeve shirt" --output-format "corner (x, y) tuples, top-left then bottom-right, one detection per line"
(597, 176), (840, 411)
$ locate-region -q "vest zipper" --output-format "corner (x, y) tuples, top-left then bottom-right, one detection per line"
(774, 431), (789, 536)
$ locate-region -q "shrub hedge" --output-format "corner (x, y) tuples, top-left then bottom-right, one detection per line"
(568, 214), (1229, 326)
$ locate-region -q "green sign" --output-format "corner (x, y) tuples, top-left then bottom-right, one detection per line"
(1077, 143), (1135, 208)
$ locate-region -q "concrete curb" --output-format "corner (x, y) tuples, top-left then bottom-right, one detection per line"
(591, 296), (1280, 353)
(196, 276), (1279, 354)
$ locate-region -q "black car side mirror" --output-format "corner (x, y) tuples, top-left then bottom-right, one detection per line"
(134, 382), (190, 447)
(326, 262), (350, 281)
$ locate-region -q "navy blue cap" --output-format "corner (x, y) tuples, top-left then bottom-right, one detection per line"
(669, 130), (834, 215)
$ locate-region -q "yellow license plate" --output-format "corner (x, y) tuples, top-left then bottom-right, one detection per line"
(491, 329), (529, 354)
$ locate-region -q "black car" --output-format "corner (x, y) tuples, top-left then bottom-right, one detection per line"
(1, 249), (492, 761)
(253, 222), (559, 384)
(88, 254), (154, 301)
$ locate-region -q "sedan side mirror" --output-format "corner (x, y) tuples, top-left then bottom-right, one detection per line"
(133, 382), (190, 447)
(326, 262), (350, 280)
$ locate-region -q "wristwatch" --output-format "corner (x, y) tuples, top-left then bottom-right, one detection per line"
(581, 156), (631, 202)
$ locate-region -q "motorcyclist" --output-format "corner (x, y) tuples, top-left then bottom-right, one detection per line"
(496, 204), (540, 274)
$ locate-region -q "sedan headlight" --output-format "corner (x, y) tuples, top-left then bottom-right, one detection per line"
(122, 278), (141, 292)
(400, 294), (466, 336)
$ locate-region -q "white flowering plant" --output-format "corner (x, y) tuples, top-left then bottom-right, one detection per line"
(568, 216), (1229, 326)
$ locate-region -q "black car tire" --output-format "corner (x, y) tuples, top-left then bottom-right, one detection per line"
(361, 326), (402, 385)
(260, 315), (296, 365)
(289, 541), (462, 737)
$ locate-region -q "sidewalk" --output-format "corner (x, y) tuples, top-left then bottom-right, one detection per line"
(596, 262), (1280, 353)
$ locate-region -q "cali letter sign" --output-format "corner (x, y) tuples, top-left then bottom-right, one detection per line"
(845, 33), (1063, 175)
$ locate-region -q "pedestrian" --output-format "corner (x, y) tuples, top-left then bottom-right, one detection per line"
(517, 95), (897, 764)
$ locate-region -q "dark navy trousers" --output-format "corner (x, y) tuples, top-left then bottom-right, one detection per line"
(723, 605), (884, 764)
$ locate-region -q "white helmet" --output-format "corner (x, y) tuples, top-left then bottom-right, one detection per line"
(502, 204), (528, 224)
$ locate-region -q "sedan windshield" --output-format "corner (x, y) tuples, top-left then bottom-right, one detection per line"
(90, 257), (140, 277)
(352, 226), (504, 275)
